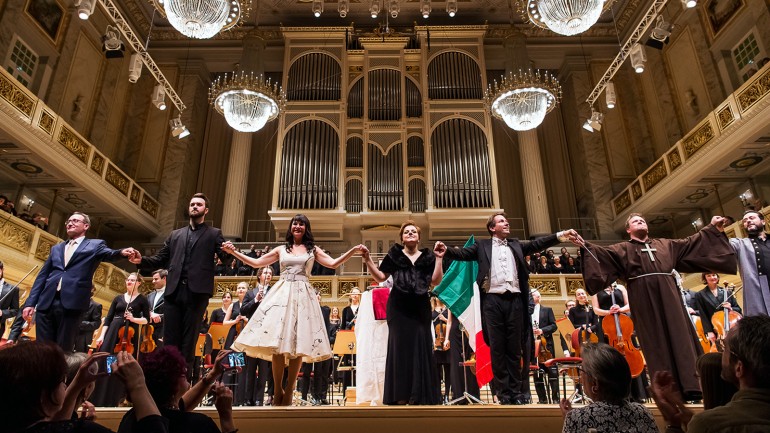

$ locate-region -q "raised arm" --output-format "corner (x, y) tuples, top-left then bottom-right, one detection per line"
(314, 245), (363, 269)
(431, 242), (446, 286)
(361, 246), (389, 283)
(221, 243), (279, 269)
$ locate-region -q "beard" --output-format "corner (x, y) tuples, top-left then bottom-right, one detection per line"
(747, 222), (765, 236)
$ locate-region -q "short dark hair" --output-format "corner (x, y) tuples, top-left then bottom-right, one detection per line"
(0, 260), (3, 269)
(399, 220), (421, 241)
(624, 213), (644, 230)
(743, 210), (765, 220)
(697, 353), (737, 409)
(141, 346), (188, 407)
(729, 315), (770, 389)
(153, 269), (168, 279)
(701, 272), (719, 284)
(486, 212), (506, 235)
(581, 343), (631, 403)
(191, 193), (209, 208)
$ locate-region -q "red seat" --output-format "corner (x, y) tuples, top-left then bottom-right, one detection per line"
(543, 357), (582, 368)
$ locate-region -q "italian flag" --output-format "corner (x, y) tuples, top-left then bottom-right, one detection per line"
(434, 236), (494, 387)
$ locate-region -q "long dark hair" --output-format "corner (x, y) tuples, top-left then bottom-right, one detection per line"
(284, 214), (315, 253)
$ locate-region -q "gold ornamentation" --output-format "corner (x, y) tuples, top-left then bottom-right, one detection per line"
(338, 280), (362, 296)
(141, 195), (159, 218)
(0, 72), (34, 117)
(642, 160), (667, 191)
(613, 191), (631, 215)
(682, 122), (715, 159)
(311, 280), (332, 296)
(38, 111), (55, 134)
(214, 281), (240, 298)
(668, 149), (682, 171)
(34, 237), (55, 261)
(58, 126), (90, 163)
(105, 164), (130, 195)
(530, 277), (559, 295)
(130, 185), (141, 204)
(717, 105), (735, 130)
(94, 263), (108, 285)
(91, 153), (105, 175)
(631, 182), (642, 200)
(0, 220), (33, 253)
(737, 67), (770, 113)
(566, 278), (585, 296)
(109, 269), (128, 294)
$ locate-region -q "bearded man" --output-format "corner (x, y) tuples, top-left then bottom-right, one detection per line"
(729, 210), (770, 316)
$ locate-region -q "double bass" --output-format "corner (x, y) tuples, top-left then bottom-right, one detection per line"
(711, 286), (742, 352)
(602, 290), (645, 377)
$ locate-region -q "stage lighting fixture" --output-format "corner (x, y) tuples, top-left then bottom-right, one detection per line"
(170, 116), (190, 138)
(152, 84), (167, 110)
(646, 15), (673, 50)
(446, 0), (457, 17)
(630, 43), (647, 73)
(421, 0), (430, 18)
(102, 26), (125, 58)
(76, 0), (97, 20)
(128, 53), (143, 83)
(312, 0), (323, 17)
(582, 110), (603, 132)
(605, 81), (616, 109)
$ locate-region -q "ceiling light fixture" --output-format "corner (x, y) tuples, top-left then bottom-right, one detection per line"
(209, 72), (285, 133)
(370, 0), (380, 18)
(486, 69), (562, 131)
(446, 0), (457, 17)
(338, 0), (348, 17)
(389, 0), (399, 18)
(630, 43), (646, 73)
(152, 84), (167, 110)
(151, 0), (250, 39)
(76, 0), (97, 20)
(523, 0), (614, 36)
(420, 0), (431, 18)
(605, 81), (616, 109)
(681, 0), (696, 8)
(312, 0), (323, 17)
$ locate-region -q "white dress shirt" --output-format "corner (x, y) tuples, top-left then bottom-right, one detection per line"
(489, 237), (520, 294)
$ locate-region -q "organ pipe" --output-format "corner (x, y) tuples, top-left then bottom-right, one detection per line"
(279, 120), (339, 209)
(431, 119), (492, 208)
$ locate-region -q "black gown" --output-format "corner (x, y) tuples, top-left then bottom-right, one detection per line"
(380, 244), (440, 405)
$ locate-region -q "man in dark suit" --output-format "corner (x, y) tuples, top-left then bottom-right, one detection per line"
(531, 290), (560, 404)
(131, 193), (227, 372)
(74, 288), (102, 352)
(148, 269), (167, 348)
(0, 261), (20, 339)
(441, 212), (578, 405)
(22, 212), (133, 351)
(240, 266), (273, 405)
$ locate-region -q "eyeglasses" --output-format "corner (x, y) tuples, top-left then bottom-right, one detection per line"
(66, 219), (85, 225)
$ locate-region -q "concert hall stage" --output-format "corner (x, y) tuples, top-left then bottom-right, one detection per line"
(93, 404), (684, 433)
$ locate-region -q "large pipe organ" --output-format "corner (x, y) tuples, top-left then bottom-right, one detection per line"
(271, 26), (501, 244)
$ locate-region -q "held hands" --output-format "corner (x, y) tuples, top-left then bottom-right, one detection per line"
(720, 302), (733, 310)
(221, 241), (236, 254)
(434, 241), (447, 258)
(711, 216), (727, 232)
(360, 245), (371, 261)
(562, 229), (585, 247)
(126, 248), (142, 265)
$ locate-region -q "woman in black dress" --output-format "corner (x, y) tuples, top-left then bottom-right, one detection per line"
(568, 288), (598, 334)
(92, 273), (150, 406)
(362, 221), (446, 405)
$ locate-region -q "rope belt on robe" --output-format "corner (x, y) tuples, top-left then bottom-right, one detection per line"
(627, 270), (677, 281)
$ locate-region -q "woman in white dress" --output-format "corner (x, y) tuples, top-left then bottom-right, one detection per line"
(222, 214), (363, 406)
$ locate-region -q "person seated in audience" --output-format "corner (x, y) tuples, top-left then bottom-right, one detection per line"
(536, 255), (553, 274)
(226, 259), (239, 276)
(551, 256), (566, 273)
(64, 352), (98, 421)
(118, 346), (236, 433)
(0, 341), (166, 433)
(697, 352), (737, 410)
(560, 343), (657, 433)
(215, 257), (227, 276)
(651, 315), (770, 433)
(564, 257), (579, 274)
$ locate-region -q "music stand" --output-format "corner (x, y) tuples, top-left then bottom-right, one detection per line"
(448, 326), (485, 405)
(208, 323), (233, 351)
(333, 330), (357, 403)
(555, 318), (576, 355)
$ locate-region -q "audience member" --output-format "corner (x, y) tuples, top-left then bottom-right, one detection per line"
(697, 352), (738, 410)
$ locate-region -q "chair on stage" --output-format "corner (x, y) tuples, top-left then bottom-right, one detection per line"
(543, 357), (589, 404)
(194, 332), (213, 405)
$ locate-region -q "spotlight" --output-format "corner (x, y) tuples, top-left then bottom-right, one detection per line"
(446, 0), (457, 17)
(389, 0), (399, 18)
(582, 110), (604, 132)
(370, 0), (380, 18)
(312, 0), (323, 17)
(338, 0), (348, 17)
(681, 0), (696, 8)
(102, 25), (125, 58)
(152, 84), (166, 110)
(605, 81), (616, 109)
(76, 0), (96, 20)
(420, 0), (431, 18)
(646, 15), (673, 50)
(170, 116), (190, 138)
(128, 53), (143, 83)
(630, 43), (647, 73)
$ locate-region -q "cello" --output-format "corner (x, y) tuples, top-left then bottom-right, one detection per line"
(711, 286), (742, 352)
(602, 290), (645, 377)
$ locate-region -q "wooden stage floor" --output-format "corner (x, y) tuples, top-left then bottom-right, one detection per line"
(93, 404), (687, 433)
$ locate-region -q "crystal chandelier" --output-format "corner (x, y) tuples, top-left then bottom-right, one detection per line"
(485, 70), (561, 131)
(152, 0), (250, 39)
(522, 0), (613, 36)
(209, 72), (284, 133)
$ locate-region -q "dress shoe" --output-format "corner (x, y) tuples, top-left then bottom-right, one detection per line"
(498, 398), (512, 405)
(254, 401), (263, 406)
(245, 400), (256, 406)
(320, 399), (330, 405)
(511, 399), (527, 405)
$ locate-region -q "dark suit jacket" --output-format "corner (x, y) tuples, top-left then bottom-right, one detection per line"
(534, 305), (557, 355)
(139, 223), (226, 298)
(147, 289), (165, 339)
(444, 234), (561, 344)
(75, 299), (102, 351)
(0, 280), (19, 337)
(695, 286), (742, 335)
(25, 238), (124, 312)
(240, 285), (270, 319)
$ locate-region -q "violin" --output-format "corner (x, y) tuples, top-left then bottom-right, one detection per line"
(114, 307), (135, 354)
(711, 287), (742, 352)
(139, 323), (156, 353)
(434, 313), (449, 351)
(533, 322), (552, 363)
(602, 290), (644, 377)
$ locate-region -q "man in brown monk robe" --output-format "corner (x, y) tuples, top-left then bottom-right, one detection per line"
(578, 213), (737, 400)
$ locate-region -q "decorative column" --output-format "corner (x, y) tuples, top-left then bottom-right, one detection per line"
(504, 32), (552, 235)
(219, 32), (266, 240)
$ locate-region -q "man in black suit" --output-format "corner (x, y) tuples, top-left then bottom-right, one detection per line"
(531, 290), (560, 404)
(441, 212), (578, 405)
(0, 261), (20, 339)
(23, 212), (134, 351)
(131, 193), (227, 372)
(240, 266), (273, 405)
(148, 269), (167, 348)
(74, 288), (102, 352)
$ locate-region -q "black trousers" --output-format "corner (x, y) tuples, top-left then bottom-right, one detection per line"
(36, 292), (82, 352)
(244, 356), (272, 404)
(482, 292), (523, 403)
(298, 359), (332, 401)
(163, 281), (210, 375)
(533, 364), (560, 403)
